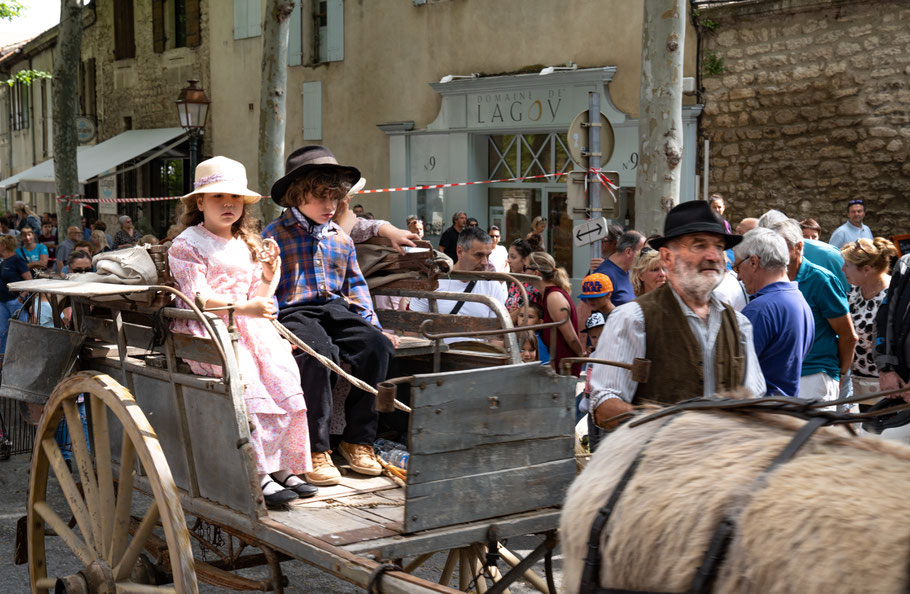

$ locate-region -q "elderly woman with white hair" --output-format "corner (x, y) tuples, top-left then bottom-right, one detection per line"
(112, 215), (142, 249)
(733, 227), (814, 396)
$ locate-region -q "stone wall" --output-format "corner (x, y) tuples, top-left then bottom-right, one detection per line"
(84, 1), (210, 143)
(699, 0), (910, 242)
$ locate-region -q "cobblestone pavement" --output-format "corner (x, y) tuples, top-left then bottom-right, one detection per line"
(0, 453), (564, 592)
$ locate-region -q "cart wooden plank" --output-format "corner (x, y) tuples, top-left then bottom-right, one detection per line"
(406, 458), (575, 533)
(9, 278), (155, 296)
(403, 363), (576, 533)
(408, 436), (573, 485)
(342, 508), (563, 560)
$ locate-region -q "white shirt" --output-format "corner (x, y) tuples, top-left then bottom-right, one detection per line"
(828, 221), (872, 249)
(490, 244), (509, 272)
(409, 278), (508, 343)
(713, 270), (748, 312)
(588, 284), (766, 411)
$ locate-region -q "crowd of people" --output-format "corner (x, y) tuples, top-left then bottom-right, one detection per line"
(3, 144), (908, 507)
(400, 194), (906, 455)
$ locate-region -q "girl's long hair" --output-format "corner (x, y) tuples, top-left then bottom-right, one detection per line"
(177, 197), (262, 260)
(527, 251), (570, 292)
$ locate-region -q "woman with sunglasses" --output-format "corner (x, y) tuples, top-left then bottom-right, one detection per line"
(841, 237), (898, 406)
(63, 250), (94, 274)
(629, 247), (667, 296)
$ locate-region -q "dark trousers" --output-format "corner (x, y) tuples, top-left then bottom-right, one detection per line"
(278, 299), (394, 452)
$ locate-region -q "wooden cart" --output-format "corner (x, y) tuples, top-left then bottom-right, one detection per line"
(5, 277), (578, 593)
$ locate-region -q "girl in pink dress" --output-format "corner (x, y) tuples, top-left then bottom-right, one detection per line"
(169, 156), (314, 508)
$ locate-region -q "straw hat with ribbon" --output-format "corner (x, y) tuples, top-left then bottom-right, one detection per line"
(182, 156), (261, 204)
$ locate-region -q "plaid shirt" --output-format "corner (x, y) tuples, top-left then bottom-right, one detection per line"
(262, 208), (380, 327)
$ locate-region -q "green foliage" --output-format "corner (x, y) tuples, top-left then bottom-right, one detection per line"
(6, 69), (52, 87)
(692, 7), (720, 33)
(703, 51), (727, 76)
(0, 1), (24, 20)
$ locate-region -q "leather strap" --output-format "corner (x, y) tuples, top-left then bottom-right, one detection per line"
(687, 415), (828, 593)
(579, 417), (675, 594)
(448, 279), (477, 315)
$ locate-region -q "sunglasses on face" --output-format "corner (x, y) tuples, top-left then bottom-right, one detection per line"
(70, 267), (92, 273)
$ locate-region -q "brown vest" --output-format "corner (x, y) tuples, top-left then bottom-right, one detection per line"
(634, 283), (745, 405)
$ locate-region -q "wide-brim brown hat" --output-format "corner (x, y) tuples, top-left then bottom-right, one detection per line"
(270, 145), (361, 207)
(649, 200), (743, 250)
(182, 156), (261, 204)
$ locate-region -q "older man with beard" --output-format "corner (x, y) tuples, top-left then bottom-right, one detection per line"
(589, 201), (766, 429)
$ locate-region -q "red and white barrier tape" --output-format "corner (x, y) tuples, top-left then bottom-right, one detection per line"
(54, 170), (620, 204)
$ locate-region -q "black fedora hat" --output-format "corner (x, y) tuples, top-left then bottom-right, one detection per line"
(270, 145), (361, 206)
(649, 200), (743, 250)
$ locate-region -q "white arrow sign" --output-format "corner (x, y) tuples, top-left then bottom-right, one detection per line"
(573, 217), (608, 247)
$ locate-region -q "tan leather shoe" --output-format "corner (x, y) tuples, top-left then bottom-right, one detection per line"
(338, 441), (382, 476)
(304, 450), (341, 486)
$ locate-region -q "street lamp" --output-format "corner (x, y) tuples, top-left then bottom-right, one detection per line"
(175, 79), (210, 176)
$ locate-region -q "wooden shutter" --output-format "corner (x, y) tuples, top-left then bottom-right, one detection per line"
(302, 81), (322, 140)
(288, 0), (302, 65)
(234, 0), (261, 39)
(152, 0), (165, 53)
(325, 0), (343, 62)
(185, 0), (201, 47)
(113, 0), (136, 60)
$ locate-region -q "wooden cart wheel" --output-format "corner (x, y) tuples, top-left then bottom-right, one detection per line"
(27, 371), (198, 593)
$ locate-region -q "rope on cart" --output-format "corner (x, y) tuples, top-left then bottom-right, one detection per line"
(270, 319), (412, 414)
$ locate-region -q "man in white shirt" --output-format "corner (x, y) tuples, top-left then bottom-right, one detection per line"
(410, 226), (507, 343)
(829, 199), (872, 248)
(589, 201), (766, 430)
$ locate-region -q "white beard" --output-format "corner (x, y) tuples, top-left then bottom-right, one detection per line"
(672, 256), (723, 304)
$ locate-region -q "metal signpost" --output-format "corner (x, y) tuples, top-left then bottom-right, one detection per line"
(566, 96), (617, 263)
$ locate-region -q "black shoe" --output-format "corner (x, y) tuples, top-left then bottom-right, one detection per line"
(262, 480), (298, 509)
(271, 473), (318, 498)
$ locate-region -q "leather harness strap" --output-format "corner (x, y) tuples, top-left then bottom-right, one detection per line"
(687, 415), (828, 593)
(578, 416), (677, 594)
(579, 397), (841, 594)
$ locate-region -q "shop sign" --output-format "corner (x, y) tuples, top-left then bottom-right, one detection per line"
(467, 87), (571, 129)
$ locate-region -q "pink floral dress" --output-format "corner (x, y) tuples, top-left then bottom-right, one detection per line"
(169, 224), (311, 475)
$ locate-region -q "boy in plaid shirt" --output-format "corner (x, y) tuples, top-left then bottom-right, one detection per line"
(263, 146), (396, 485)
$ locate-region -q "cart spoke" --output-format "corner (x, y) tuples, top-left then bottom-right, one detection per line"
(110, 436), (137, 564)
(33, 501), (97, 566)
(91, 394), (116, 557)
(115, 584), (176, 593)
(62, 399), (103, 553)
(39, 437), (94, 549)
(112, 501), (159, 582)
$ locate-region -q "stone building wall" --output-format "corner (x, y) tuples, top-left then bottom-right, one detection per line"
(84, 1), (210, 143)
(698, 0), (910, 242)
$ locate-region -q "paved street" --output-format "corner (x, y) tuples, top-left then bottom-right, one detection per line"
(0, 452), (563, 592)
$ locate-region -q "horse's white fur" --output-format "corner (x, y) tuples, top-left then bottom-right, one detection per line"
(561, 400), (910, 593)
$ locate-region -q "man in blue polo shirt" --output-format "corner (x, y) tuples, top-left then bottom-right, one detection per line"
(733, 228), (814, 396)
(594, 230), (645, 306)
(769, 219), (856, 404)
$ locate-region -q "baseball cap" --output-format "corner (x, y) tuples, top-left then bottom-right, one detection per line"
(581, 311), (607, 333)
(578, 273), (613, 299)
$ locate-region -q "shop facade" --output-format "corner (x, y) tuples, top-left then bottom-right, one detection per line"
(383, 67), (701, 281)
